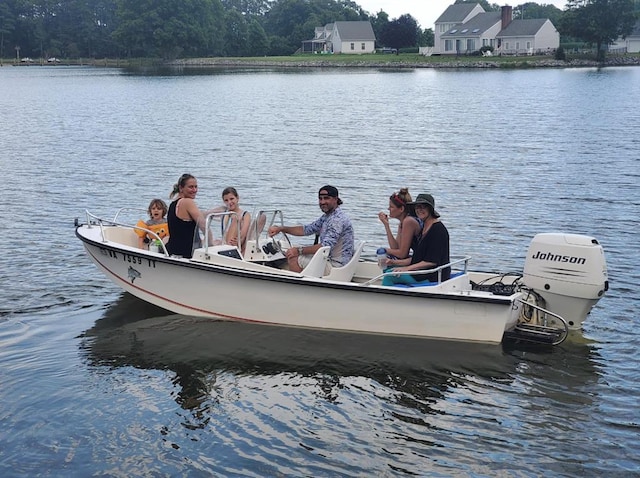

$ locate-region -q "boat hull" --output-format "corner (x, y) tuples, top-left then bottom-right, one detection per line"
(77, 225), (520, 344)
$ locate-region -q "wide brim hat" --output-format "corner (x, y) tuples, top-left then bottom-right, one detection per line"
(408, 193), (440, 217)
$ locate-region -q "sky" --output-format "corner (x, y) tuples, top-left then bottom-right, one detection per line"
(355, 1), (568, 29)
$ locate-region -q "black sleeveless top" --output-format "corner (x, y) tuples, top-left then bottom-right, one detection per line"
(166, 199), (198, 258)
(410, 221), (450, 282)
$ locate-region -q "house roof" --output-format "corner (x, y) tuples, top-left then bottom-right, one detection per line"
(498, 18), (550, 37)
(444, 12), (501, 37)
(332, 21), (376, 41)
(436, 3), (483, 23)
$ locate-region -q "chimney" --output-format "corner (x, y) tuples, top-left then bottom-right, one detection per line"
(501, 5), (513, 30)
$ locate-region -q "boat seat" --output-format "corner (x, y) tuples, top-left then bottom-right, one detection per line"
(391, 270), (465, 288)
(323, 240), (366, 282)
(300, 246), (330, 278)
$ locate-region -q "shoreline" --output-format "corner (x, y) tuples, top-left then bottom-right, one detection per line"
(5, 54), (640, 70)
(167, 55), (640, 69)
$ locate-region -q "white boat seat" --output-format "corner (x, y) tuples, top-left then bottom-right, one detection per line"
(323, 240), (366, 282)
(300, 246), (330, 278)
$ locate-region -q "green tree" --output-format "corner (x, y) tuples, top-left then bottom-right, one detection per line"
(113, 0), (225, 59)
(247, 17), (269, 55)
(559, 0), (636, 60)
(369, 9), (388, 44)
(0, 1), (16, 61)
(224, 8), (248, 55)
(378, 14), (419, 49)
(513, 2), (564, 25)
(221, 0), (272, 16)
(419, 28), (434, 47)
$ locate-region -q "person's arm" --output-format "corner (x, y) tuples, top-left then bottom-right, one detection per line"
(182, 198), (206, 231)
(203, 205), (226, 216)
(378, 212), (399, 249)
(386, 257), (412, 268)
(385, 216), (420, 259)
(394, 259), (436, 272)
(268, 224), (304, 237)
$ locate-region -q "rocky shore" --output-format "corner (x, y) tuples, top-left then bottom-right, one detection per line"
(169, 55), (640, 69)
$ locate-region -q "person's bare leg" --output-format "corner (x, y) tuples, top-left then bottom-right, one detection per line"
(288, 256), (302, 272)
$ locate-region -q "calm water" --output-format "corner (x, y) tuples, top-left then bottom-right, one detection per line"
(1, 65), (639, 476)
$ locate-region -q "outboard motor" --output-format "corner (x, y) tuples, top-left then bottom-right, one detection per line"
(522, 233), (608, 330)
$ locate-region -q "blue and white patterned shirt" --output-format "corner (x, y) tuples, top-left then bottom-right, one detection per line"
(303, 207), (354, 266)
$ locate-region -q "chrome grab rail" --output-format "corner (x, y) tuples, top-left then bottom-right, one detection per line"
(515, 298), (569, 346)
(83, 209), (170, 256)
(203, 210), (242, 251)
(362, 256), (471, 286)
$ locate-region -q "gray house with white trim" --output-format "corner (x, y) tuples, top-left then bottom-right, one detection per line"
(434, 4), (559, 56)
(302, 21), (376, 54)
(497, 18), (560, 55)
(434, 3), (485, 54)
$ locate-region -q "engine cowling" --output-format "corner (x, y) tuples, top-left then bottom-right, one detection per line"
(522, 233), (608, 329)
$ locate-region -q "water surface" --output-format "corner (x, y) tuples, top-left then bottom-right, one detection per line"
(1, 65), (639, 476)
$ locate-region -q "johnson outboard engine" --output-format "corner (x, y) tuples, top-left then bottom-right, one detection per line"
(522, 233), (608, 330)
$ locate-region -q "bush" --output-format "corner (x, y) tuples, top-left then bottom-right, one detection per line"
(555, 46), (566, 61)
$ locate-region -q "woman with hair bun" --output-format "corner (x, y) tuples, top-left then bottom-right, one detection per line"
(166, 173), (206, 258)
(377, 187), (422, 263)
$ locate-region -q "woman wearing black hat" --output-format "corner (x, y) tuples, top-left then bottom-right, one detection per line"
(382, 193), (450, 285)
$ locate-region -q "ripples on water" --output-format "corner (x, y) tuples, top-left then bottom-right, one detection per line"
(1, 65), (639, 476)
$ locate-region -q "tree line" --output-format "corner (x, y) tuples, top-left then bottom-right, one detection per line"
(0, 0), (637, 61)
(0, 0), (432, 60)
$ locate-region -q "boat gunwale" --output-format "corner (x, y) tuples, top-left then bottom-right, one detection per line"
(76, 226), (519, 307)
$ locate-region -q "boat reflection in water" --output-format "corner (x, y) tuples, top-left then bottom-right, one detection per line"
(80, 293), (602, 432)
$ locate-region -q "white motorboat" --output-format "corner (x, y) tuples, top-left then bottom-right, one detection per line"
(75, 208), (609, 346)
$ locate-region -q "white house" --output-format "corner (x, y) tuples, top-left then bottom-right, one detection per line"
(434, 4), (559, 56)
(302, 21), (376, 54)
(609, 19), (640, 53)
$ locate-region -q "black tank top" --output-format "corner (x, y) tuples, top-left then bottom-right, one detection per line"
(166, 199), (197, 258)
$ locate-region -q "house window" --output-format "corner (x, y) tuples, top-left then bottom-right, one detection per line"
(516, 42), (520, 51)
(445, 39), (454, 52)
(467, 39), (475, 51)
(526, 41), (531, 50)
(350, 43), (354, 50)
(361, 43), (365, 50)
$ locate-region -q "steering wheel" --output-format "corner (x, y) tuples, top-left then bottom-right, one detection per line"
(267, 230), (292, 255)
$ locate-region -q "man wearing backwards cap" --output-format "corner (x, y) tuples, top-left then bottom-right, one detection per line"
(268, 185), (354, 273)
